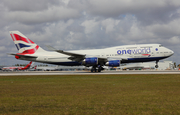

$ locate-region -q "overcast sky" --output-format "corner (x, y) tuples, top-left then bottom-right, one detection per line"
(0, 0), (180, 66)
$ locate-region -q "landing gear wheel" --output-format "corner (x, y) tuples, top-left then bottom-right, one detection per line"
(97, 65), (104, 72)
(91, 66), (97, 72)
(91, 68), (97, 72)
(91, 65), (103, 72)
(91, 69), (94, 72)
(98, 68), (101, 72)
(94, 69), (97, 72)
(155, 65), (158, 68)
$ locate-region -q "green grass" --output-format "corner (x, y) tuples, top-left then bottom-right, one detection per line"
(0, 74), (180, 115)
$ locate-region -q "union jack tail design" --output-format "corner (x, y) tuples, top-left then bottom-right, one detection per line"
(9, 31), (45, 54)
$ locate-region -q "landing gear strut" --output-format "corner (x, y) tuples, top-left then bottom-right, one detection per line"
(155, 60), (159, 68)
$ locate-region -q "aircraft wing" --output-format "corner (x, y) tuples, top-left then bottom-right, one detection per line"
(46, 45), (128, 63)
(47, 45), (85, 56)
(107, 57), (128, 61)
(56, 50), (86, 57)
(55, 50), (128, 65)
(55, 50), (87, 62)
(46, 45), (87, 62)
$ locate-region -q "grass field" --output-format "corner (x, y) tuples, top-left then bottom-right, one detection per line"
(0, 74), (180, 115)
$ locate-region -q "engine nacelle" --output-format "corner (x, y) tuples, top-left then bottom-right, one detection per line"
(105, 60), (120, 67)
(82, 57), (98, 65)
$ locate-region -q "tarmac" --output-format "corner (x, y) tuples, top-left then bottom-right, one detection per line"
(0, 70), (180, 76)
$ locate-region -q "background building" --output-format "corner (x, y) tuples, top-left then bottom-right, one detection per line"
(119, 61), (174, 70)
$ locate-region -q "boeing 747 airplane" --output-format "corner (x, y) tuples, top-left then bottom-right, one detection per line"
(9, 31), (174, 72)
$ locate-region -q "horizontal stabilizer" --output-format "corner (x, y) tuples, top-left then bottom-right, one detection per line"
(8, 53), (37, 58)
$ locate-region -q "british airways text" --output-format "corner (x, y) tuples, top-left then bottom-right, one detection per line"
(117, 48), (151, 55)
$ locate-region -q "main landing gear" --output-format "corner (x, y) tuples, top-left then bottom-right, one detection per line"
(91, 65), (104, 72)
(155, 60), (159, 68)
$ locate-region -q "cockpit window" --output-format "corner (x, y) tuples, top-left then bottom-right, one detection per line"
(159, 45), (163, 47)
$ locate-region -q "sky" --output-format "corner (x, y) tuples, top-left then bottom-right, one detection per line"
(0, 0), (180, 66)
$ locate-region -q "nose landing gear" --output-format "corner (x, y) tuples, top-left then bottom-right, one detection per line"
(155, 60), (159, 68)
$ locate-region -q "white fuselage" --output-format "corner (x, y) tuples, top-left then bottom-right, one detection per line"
(19, 44), (174, 66)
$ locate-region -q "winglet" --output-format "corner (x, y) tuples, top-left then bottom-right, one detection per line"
(46, 45), (58, 51)
(46, 45), (66, 53)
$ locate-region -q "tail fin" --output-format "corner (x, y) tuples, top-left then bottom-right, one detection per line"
(9, 31), (45, 54)
(18, 61), (32, 70)
(34, 65), (37, 70)
(30, 62), (35, 69)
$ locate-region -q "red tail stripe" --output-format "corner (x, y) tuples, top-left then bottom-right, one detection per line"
(10, 34), (15, 41)
(13, 34), (35, 44)
(17, 45), (39, 55)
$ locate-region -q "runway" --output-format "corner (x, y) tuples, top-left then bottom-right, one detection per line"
(0, 70), (180, 76)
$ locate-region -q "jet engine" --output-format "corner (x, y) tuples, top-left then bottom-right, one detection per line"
(105, 60), (120, 67)
(82, 57), (98, 66)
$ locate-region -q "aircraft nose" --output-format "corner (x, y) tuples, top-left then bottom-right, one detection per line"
(169, 50), (174, 56)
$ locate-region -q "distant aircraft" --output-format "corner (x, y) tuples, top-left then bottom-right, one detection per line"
(36, 65), (59, 71)
(33, 65), (37, 70)
(28, 65), (37, 71)
(2, 61), (33, 71)
(9, 31), (174, 72)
